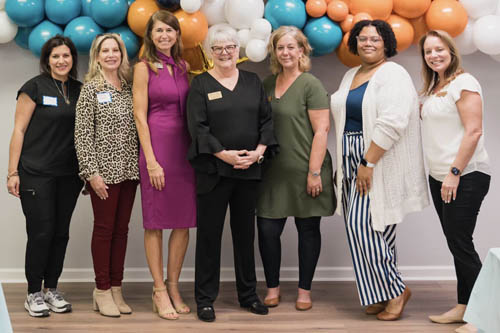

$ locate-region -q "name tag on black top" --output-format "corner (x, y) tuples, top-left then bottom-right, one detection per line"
(42, 96), (58, 106)
(97, 92), (112, 104)
(208, 91), (222, 100)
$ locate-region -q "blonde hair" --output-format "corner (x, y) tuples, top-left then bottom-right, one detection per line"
(268, 26), (312, 74)
(85, 33), (131, 83)
(419, 30), (464, 96)
(142, 10), (184, 74)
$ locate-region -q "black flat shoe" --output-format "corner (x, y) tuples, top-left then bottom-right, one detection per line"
(241, 301), (269, 315)
(197, 306), (216, 322)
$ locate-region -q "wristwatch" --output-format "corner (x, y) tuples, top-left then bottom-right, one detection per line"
(451, 167), (461, 176)
(360, 158), (375, 168)
(257, 155), (265, 164)
(309, 170), (321, 177)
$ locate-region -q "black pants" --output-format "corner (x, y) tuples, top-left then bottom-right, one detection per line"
(195, 177), (260, 308)
(429, 171), (490, 304)
(257, 216), (321, 290)
(19, 168), (83, 294)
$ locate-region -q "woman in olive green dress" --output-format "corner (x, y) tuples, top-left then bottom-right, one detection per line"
(257, 26), (335, 311)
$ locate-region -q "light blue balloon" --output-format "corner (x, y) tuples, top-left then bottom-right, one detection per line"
(45, 0), (81, 25)
(91, 0), (128, 28)
(28, 20), (64, 57)
(64, 16), (104, 54)
(5, 0), (45, 27)
(81, 0), (92, 16)
(304, 17), (342, 57)
(15, 27), (34, 49)
(264, 0), (306, 30)
(108, 25), (139, 59)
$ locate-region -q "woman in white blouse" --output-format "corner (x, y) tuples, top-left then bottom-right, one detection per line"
(419, 30), (490, 333)
(330, 20), (429, 321)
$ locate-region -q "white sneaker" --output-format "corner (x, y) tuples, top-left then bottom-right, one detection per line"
(44, 289), (72, 313)
(24, 292), (50, 317)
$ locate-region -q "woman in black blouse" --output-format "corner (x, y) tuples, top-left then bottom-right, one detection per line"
(6, 35), (83, 317)
(187, 25), (277, 322)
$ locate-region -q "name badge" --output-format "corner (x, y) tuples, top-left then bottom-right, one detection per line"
(42, 96), (58, 106)
(97, 92), (112, 104)
(208, 91), (222, 100)
(155, 62), (163, 69)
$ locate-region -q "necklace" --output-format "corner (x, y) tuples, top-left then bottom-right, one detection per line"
(52, 77), (70, 105)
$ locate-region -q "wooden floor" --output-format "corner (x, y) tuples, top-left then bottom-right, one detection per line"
(3, 281), (464, 333)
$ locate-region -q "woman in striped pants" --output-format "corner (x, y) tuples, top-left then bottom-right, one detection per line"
(330, 20), (429, 321)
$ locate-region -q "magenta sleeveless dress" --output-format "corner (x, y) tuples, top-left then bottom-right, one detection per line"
(139, 52), (196, 229)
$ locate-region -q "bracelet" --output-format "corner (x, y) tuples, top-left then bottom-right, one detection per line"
(360, 158), (375, 168)
(147, 163), (161, 171)
(7, 171), (19, 181)
(308, 170), (321, 177)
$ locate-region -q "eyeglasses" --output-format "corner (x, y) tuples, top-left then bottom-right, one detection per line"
(211, 45), (238, 55)
(356, 36), (383, 44)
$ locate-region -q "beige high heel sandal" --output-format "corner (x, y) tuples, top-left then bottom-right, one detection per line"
(165, 280), (191, 314)
(152, 286), (178, 320)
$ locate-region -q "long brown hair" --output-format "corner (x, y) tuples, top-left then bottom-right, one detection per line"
(142, 10), (183, 74)
(419, 30), (463, 95)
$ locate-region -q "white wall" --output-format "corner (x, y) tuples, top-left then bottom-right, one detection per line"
(0, 41), (498, 283)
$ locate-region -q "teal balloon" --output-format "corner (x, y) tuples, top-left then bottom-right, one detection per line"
(81, 0), (92, 16)
(45, 0), (81, 25)
(91, 0), (128, 28)
(5, 0), (45, 27)
(304, 17), (342, 56)
(64, 16), (104, 54)
(264, 0), (306, 30)
(28, 21), (64, 57)
(15, 27), (34, 49)
(108, 25), (139, 59)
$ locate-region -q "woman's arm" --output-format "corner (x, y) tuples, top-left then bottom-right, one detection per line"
(133, 63), (164, 191)
(306, 108), (330, 198)
(6, 93), (36, 197)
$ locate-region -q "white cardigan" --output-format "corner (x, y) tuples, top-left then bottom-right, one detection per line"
(330, 62), (429, 231)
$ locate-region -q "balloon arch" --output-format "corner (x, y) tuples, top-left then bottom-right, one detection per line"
(1, 0), (500, 69)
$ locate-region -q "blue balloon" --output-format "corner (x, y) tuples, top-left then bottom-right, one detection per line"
(108, 25), (139, 59)
(15, 27), (34, 49)
(64, 16), (104, 54)
(46, 0), (81, 25)
(5, 0), (45, 27)
(264, 0), (306, 30)
(304, 17), (342, 57)
(91, 0), (128, 28)
(28, 21), (64, 57)
(156, 0), (179, 9)
(81, 0), (92, 16)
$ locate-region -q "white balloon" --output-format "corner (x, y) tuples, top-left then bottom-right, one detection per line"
(455, 20), (477, 55)
(0, 11), (18, 44)
(473, 15), (500, 55)
(224, 0), (264, 30)
(459, 0), (498, 19)
(491, 53), (500, 62)
(237, 28), (251, 48)
(181, 0), (203, 14)
(245, 38), (267, 62)
(250, 18), (272, 41)
(203, 23), (233, 54)
(201, 0), (227, 26)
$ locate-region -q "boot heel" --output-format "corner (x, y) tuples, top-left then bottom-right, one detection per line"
(93, 294), (99, 311)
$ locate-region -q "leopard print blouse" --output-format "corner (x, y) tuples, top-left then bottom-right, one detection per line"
(75, 78), (139, 184)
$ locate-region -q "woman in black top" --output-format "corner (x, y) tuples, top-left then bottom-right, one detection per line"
(187, 25), (277, 322)
(6, 35), (83, 318)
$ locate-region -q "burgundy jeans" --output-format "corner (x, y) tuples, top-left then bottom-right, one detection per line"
(89, 180), (138, 290)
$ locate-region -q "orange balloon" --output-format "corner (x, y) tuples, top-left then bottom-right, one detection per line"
(336, 32), (361, 67)
(350, 0), (392, 20)
(393, 0), (431, 19)
(327, 1), (349, 22)
(425, 0), (467, 37)
(410, 15), (429, 44)
(352, 12), (372, 26)
(127, 0), (160, 37)
(386, 14), (414, 52)
(340, 14), (354, 32)
(306, 0), (328, 18)
(174, 10), (208, 49)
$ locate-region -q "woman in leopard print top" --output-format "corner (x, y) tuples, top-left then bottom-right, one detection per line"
(75, 33), (139, 318)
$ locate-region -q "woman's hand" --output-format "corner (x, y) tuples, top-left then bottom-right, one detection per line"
(89, 175), (109, 200)
(234, 150), (259, 169)
(441, 173), (460, 203)
(307, 173), (323, 198)
(215, 150), (248, 166)
(7, 175), (20, 198)
(147, 163), (165, 191)
(356, 165), (373, 196)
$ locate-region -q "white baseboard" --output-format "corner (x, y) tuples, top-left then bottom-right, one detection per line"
(0, 265), (456, 283)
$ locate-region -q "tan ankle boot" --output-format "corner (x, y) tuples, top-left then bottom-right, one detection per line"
(93, 288), (120, 317)
(111, 287), (132, 314)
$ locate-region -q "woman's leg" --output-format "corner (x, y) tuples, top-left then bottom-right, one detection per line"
(295, 217), (321, 304)
(166, 228), (190, 312)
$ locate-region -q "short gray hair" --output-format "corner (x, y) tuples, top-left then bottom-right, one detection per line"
(208, 25), (240, 48)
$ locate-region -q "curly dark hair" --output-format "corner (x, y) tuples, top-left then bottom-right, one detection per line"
(347, 20), (397, 58)
(40, 35), (79, 79)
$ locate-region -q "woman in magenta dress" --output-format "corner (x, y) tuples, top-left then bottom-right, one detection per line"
(133, 10), (196, 321)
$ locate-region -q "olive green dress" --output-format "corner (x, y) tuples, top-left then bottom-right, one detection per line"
(257, 72), (335, 218)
